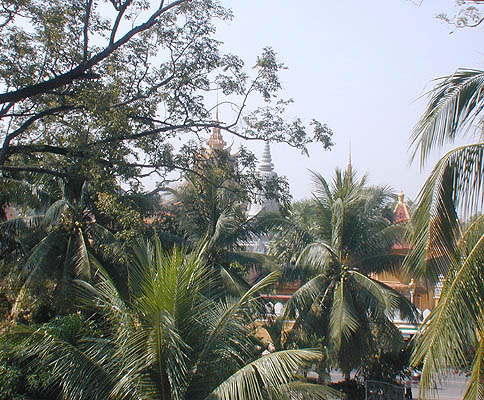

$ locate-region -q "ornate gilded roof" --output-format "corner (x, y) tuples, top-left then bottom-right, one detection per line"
(394, 191), (411, 223)
(206, 109), (227, 154)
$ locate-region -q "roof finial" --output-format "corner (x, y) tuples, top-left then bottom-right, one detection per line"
(216, 86), (219, 122)
(207, 97), (226, 153)
(347, 142), (352, 176)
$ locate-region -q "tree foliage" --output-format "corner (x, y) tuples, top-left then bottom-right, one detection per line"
(270, 167), (417, 380)
(436, 0), (484, 29)
(0, 0), (333, 192)
(4, 237), (340, 400)
(160, 153), (283, 294)
(406, 66), (484, 399)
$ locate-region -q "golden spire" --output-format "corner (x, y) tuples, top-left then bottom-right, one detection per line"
(347, 142), (352, 176)
(207, 106), (226, 153)
(394, 190), (411, 223)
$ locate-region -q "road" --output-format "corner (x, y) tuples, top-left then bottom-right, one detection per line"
(330, 371), (469, 399)
(413, 373), (468, 400)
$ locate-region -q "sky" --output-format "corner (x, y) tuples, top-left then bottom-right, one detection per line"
(210, 0), (484, 201)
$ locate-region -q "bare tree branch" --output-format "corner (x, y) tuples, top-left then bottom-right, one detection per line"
(0, 165), (84, 179)
(0, 105), (77, 165)
(109, 0), (134, 45)
(0, 0), (189, 105)
(83, 0), (94, 62)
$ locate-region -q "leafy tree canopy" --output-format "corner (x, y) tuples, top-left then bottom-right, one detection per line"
(0, 0), (333, 195)
(3, 238), (340, 400)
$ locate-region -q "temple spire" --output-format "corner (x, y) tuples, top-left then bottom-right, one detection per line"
(207, 108), (226, 153)
(260, 141), (274, 173)
(347, 142), (352, 176)
(394, 190), (411, 223)
(246, 141), (278, 219)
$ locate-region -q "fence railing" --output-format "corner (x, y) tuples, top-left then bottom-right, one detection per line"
(365, 380), (405, 400)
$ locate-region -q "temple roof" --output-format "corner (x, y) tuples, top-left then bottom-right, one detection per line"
(206, 109), (227, 154)
(247, 141), (278, 218)
(394, 191), (411, 223)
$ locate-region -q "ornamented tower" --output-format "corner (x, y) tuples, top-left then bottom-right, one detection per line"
(247, 141), (279, 218)
(206, 110), (227, 154)
(394, 191), (411, 224)
(246, 141), (279, 253)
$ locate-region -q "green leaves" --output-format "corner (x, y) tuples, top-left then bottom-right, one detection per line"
(271, 167), (415, 378)
(206, 350), (323, 400)
(0, 0), (333, 191)
(410, 69), (484, 166)
(8, 238), (328, 400)
(405, 144), (484, 283)
(410, 215), (484, 399)
(408, 66), (484, 398)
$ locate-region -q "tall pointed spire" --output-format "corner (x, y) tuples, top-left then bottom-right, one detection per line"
(207, 107), (226, 153)
(247, 141), (278, 219)
(260, 141), (274, 173)
(347, 142), (352, 176)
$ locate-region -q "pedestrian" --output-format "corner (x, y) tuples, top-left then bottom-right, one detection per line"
(405, 378), (413, 400)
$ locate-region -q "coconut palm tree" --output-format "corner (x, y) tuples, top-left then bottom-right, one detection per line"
(405, 69), (484, 399)
(162, 157), (280, 293)
(273, 167), (417, 381)
(267, 199), (319, 267)
(9, 237), (340, 400)
(2, 179), (117, 316)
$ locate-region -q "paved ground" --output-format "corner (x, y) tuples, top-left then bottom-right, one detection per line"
(330, 371), (469, 399)
(413, 373), (468, 400)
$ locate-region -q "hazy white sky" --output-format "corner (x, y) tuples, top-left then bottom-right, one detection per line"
(212, 0), (483, 201)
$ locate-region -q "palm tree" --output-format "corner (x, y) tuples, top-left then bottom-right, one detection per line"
(273, 167), (416, 381)
(2, 179), (116, 317)
(268, 199), (319, 268)
(162, 157), (279, 293)
(9, 237), (340, 400)
(405, 69), (484, 399)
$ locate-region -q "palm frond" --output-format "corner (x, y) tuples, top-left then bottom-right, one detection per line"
(410, 68), (484, 166)
(87, 223), (116, 246)
(74, 232), (92, 280)
(268, 202), (317, 264)
(111, 311), (190, 400)
(405, 144), (484, 283)
(331, 198), (345, 255)
(205, 349), (321, 400)
(296, 242), (339, 273)
(43, 199), (70, 227)
(278, 382), (342, 399)
(351, 271), (398, 313)
(0, 215), (44, 234)
(352, 224), (406, 266)
(0, 176), (55, 211)
(411, 213), (484, 396)
(329, 277), (360, 348)
(282, 274), (330, 321)
(73, 256), (132, 329)
(19, 229), (65, 275)
(9, 324), (115, 400)
(194, 271), (281, 369)
(310, 170), (333, 209)
(219, 265), (250, 296)
(462, 333), (484, 400)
